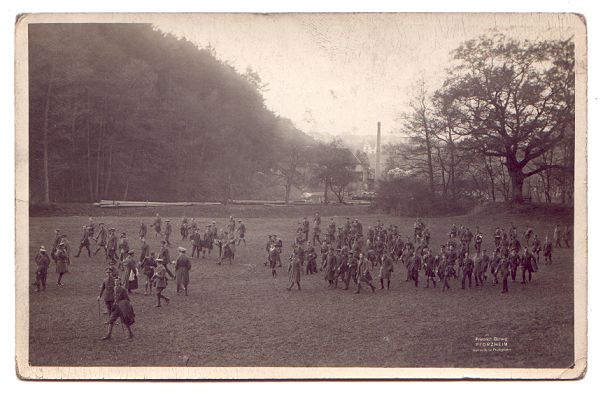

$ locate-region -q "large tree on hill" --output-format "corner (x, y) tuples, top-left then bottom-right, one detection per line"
(438, 34), (575, 203)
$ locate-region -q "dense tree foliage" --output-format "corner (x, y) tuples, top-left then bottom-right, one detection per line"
(28, 24), (312, 204)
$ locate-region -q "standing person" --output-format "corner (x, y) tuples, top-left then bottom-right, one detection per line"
(60, 234), (72, 266)
(118, 233), (130, 263)
(563, 225), (572, 248)
(312, 224), (321, 246)
(473, 251), (483, 287)
(152, 214), (162, 237)
(157, 241), (175, 279)
(191, 229), (202, 258)
(305, 245), (318, 275)
(54, 242), (69, 286)
(268, 245), (279, 278)
(33, 246), (50, 292)
(94, 223), (108, 256)
(175, 247), (192, 296)
(474, 230), (483, 253)
(106, 228), (119, 264)
(180, 217), (189, 241)
(410, 251), (422, 287)
(500, 256), (513, 294)
(236, 220), (246, 246)
(139, 238), (150, 263)
(139, 252), (157, 295)
(152, 260), (170, 307)
(219, 234), (236, 265)
(543, 236), (553, 265)
(442, 261), (455, 292)
(286, 254), (302, 291)
(521, 248), (536, 284)
(423, 249), (437, 288)
(379, 253), (394, 290)
(313, 212), (321, 228)
(302, 217), (310, 242)
(344, 252), (359, 290)
(100, 278), (135, 340)
(554, 224), (562, 248)
(97, 268), (116, 315)
(508, 249), (521, 282)
(123, 250), (138, 295)
(51, 229), (62, 263)
(531, 234), (542, 265)
(139, 221), (147, 241)
(164, 220), (172, 246)
(75, 226), (92, 258)
(324, 248), (337, 289)
(460, 253), (474, 290)
(355, 253), (376, 293)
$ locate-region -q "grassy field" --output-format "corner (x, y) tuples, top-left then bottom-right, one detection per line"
(27, 209), (574, 368)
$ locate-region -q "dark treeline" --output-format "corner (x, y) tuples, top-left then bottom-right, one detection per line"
(378, 33), (575, 214)
(29, 23), (316, 204)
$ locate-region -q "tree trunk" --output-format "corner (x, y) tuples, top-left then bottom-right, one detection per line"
(508, 166), (525, 204)
(284, 182), (291, 204)
(425, 133), (435, 196)
(323, 177), (329, 204)
(103, 137), (114, 198)
(41, 61), (56, 204)
(69, 104), (78, 201)
(86, 118), (94, 201)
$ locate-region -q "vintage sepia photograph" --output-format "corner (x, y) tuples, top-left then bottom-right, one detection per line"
(14, 12), (587, 379)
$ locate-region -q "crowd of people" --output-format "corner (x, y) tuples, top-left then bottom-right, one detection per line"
(32, 214), (248, 340)
(32, 210), (571, 340)
(272, 213), (572, 295)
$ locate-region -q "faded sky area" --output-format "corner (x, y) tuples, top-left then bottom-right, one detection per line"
(154, 13), (577, 137)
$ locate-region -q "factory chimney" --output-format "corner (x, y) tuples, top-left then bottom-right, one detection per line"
(375, 122), (381, 180)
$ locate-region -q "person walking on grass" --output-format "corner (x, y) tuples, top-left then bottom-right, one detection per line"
(355, 253), (376, 293)
(500, 256), (513, 294)
(139, 221), (147, 241)
(33, 246), (50, 292)
(286, 255), (302, 291)
(543, 236), (553, 265)
(236, 220), (246, 246)
(98, 267), (116, 315)
(123, 250), (138, 295)
(140, 251), (157, 295)
(152, 260), (170, 307)
(268, 244), (279, 278)
(101, 278), (135, 340)
(164, 219), (172, 246)
(521, 248), (536, 285)
(379, 252), (394, 290)
(152, 213), (162, 238)
(94, 223), (108, 256)
(105, 228), (118, 264)
(460, 252), (474, 290)
(55, 242), (69, 287)
(75, 225), (91, 258)
(140, 238), (150, 264)
(175, 247), (192, 296)
(563, 225), (572, 248)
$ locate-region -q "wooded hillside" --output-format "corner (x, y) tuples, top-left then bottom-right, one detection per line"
(28, 23), (313, 204)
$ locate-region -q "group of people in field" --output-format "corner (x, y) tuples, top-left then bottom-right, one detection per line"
(32, 209), (571, 340)
(32, 213), (248, 340)
(272, 213), (572, 295)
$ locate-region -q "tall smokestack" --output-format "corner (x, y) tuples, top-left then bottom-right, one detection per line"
(376, 121), (381, 180)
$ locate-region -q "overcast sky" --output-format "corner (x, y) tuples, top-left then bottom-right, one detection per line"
(155, 13), (577, 137)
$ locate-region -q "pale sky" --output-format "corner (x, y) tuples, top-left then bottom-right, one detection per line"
(154, 13), (577, 137)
